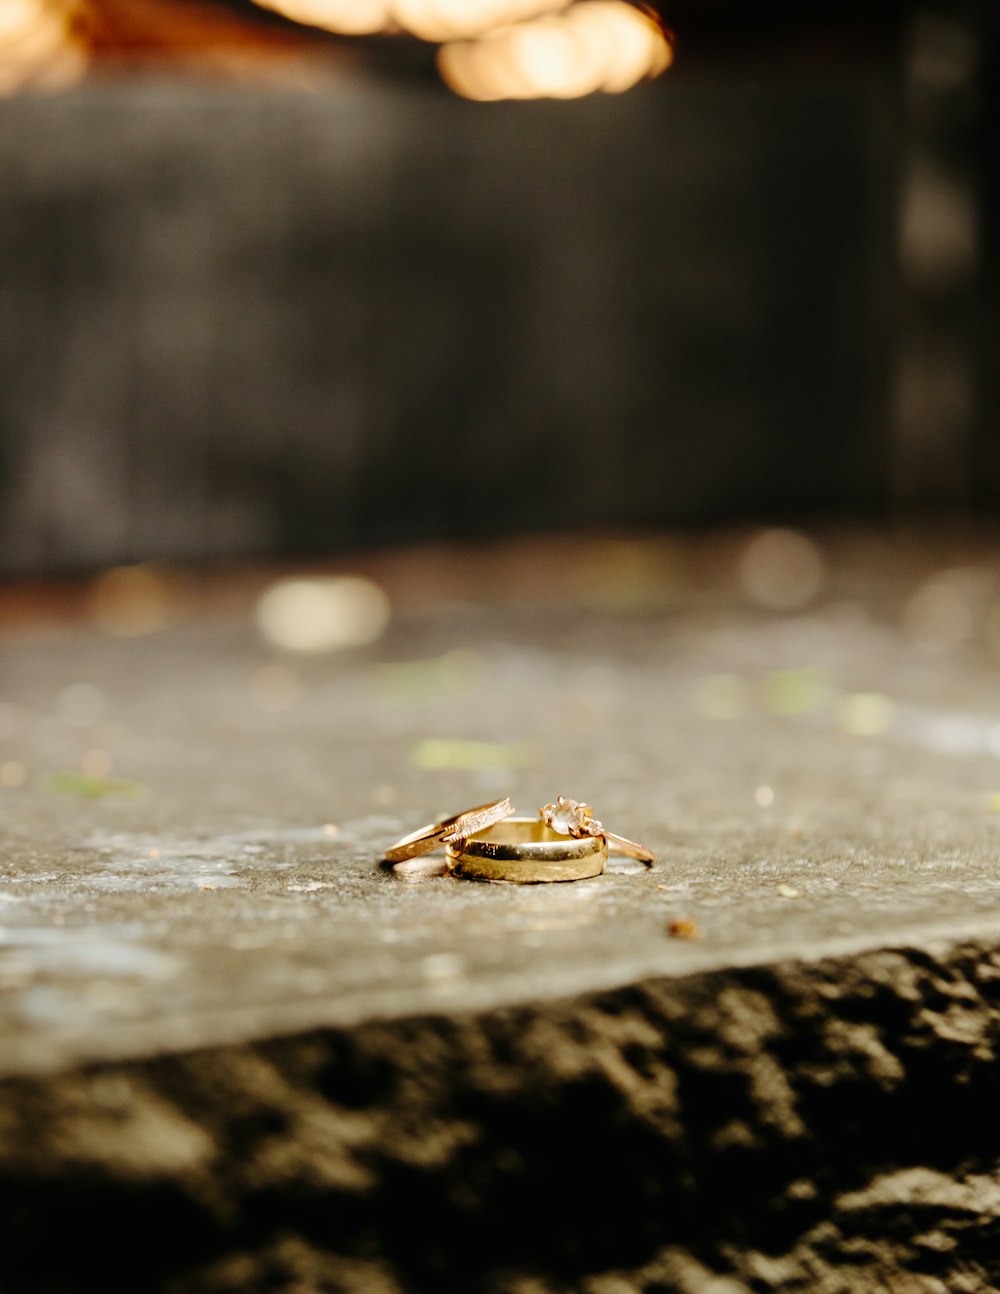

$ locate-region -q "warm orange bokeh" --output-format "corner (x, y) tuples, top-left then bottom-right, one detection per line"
(438, 1), (672, 100)
(1, 0), (672, 99)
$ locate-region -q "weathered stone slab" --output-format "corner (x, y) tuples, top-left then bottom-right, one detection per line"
(2, 534), (1000, 1290)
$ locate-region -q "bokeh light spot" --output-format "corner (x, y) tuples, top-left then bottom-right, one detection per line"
(837, 692), (895, 737)
(761, 667), (832, 717)
(437, 0), (671, 101)
(254, 0), (391, 35)
(256, 576), (390, 653)
(0, 760), (27, 788)
(903, 568), (989, 653)
(0, 0), (87, 96)
(88, 565), (184, 637)
(739, 529), (825, 612)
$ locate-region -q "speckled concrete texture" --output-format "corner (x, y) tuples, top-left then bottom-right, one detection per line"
(3, 530), (1000, 1291)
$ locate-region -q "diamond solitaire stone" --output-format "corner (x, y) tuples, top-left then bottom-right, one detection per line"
(541, 796), (603, 838)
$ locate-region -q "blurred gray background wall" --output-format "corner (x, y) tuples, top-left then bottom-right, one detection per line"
(0, 44), (959, 574)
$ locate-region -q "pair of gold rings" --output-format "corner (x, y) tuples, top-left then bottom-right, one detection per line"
(385, 795), (655, 884)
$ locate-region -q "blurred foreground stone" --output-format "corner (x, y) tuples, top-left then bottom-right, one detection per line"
(3, 532), (1000, 1292)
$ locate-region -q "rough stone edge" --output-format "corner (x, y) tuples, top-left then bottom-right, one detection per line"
(3, 937), (1000, 1294)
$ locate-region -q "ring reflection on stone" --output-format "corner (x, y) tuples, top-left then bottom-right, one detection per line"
(385, 797), (512, 863)
(446, 818), (607, 883)
(540, 796), (656, 866)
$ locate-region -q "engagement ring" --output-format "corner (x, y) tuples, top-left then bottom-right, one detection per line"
(540, 795), (655, 865)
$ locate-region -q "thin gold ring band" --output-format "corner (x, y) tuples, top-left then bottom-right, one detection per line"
(604, 832), (656, 866)
(385, 797), (512, 863)
(446, 818), (607, 883)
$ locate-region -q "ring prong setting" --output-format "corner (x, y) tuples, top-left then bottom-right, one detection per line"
(540, 796), (604, 839)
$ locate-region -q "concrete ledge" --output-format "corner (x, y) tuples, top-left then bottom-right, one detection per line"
(2, 938), (999, 1293)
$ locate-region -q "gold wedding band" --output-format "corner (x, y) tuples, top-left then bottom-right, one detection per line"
(385, 797), (512, 863)
(446, 817), (607, 883)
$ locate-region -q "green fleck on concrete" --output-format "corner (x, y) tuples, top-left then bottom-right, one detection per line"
(411, 738), (536, 771)
(760, 667), (833, 717)
(47, 772), (148, 799)
(372, 649), (483, 706)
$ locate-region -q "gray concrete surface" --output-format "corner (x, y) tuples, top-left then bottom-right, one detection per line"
(3, 531), (1000, 1291)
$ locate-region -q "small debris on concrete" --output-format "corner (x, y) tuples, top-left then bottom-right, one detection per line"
(668, 916), (700, 940)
